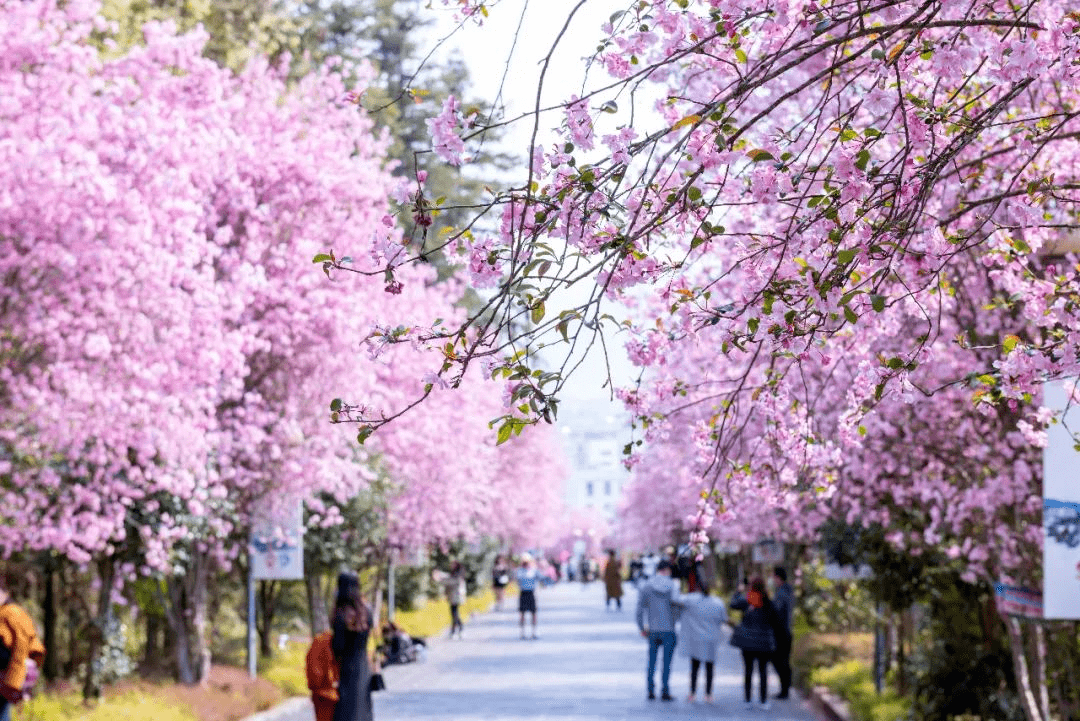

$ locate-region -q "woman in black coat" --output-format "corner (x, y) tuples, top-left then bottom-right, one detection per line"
(729, 576), (780, 710)
(332, 573), (374, 721)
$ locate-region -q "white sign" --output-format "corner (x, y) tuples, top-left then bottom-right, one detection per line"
(824, 562), (874, 580)
(1043, 379), (1080, 619)
(752, 540), (784, 564)
(251, 498), (305, 581)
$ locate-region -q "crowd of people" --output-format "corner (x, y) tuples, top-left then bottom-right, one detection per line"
(634, 558), (795, 710)
(306, 550), (797, 720)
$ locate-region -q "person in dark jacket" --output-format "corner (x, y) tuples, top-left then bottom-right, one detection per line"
(730, 577), (778, 710)
(332, 573), (375, 721)
(771, 566), (795, 699)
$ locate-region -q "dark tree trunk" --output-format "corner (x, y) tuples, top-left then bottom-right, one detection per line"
(256, 580), (278, 658)
(306, 572), (330, 636)
(161, 549), (212, 685)
(41, 555), (59, 682)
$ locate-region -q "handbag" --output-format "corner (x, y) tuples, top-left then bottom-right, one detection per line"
(729, 623), (751, 649)
(368, 671), (386, 692)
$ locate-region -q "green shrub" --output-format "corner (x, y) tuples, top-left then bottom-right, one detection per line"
(812, 659), (909, 721)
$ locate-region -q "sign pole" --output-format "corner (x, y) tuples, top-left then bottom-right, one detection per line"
(388, 554), (396, 624)
(247, 551), (257, 679)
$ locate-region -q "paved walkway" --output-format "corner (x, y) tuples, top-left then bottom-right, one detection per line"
(279, 582), (823, 721)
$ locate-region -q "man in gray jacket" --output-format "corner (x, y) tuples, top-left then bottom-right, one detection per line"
(771, 566), (795, 699)
(636, 559), (681, 701)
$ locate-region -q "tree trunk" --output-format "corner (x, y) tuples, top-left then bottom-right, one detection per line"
(162, 548), (212, 685)
(1032, 622), (1050, 721)
(1006, 615), (1048, 721)
(144, 612), (160, 667)
(306, 572), (330, 636)
(41, 555), (58, 682)
(257, 580), (278, 658)
(82, 557), (115, 700)
(896, 608), (907, 696)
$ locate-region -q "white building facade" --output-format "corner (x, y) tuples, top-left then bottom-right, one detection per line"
(557, 405), (632, 522)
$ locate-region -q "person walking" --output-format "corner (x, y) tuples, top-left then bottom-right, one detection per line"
(331, 573), (375, 721)
(516, 554), (541, 639)
(729, 577), (778, 711)
(603, 550), (624, 611)
(635, 559), (681, 701)
(434, 563), (467, 639)
(678, 579), (728, 703)
(492, 556), (511, 611)
(771, 566), (795, 699)
(0, 580), (46, 721)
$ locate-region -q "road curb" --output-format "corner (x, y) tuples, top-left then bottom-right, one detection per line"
(806, 685), (852, 721)
(240, 696), (310, 721)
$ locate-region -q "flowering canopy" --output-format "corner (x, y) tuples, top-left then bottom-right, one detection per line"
(325, 0), (1079, 586)
(0, 0), (567, 573)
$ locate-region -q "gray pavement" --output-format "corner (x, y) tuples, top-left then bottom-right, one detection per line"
(280, 582), (823, 721)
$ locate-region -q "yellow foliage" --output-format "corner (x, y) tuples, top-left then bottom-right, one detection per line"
(16, 689), (198, 721)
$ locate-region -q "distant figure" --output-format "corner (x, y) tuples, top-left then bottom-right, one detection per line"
(603, 550), (624, 610)
(433, 562), (467, 639)
(729, 577), (778, 711)
(629, 555), (644, 586)
(678, 579), (728, 703)
(579, 556), (591, 586)
(771, 566), (795, 699)
(331, 573), (375, 721)
(516, 554), (541, 639)
(492, 556), (511, 611)
(641, 551), (659, 580)
(636, 559), (681, 701)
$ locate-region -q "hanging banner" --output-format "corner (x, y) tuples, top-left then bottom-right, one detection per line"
(251, 497), (305, 580)
(1043, 379), (1080, 619)
(994, 583), (1043, 619)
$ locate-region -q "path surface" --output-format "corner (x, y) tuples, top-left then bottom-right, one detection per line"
(285, 582), (823, 721)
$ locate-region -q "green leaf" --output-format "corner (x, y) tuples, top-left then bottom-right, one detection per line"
(313, 253), (333, 263)
(496, 421), (513, 445)
(844, 306), (858, 324)
(1003, 334), (1020, 353)
(735, 48), (748, 64)
(688, 186), (702, 202)
(747, 317), (759, 335)
(837, 248), (857, 265)
(356, 426), (373, 445)
(531, 301), (546, 324)
(690, 236), (706, 250)
(871, 295), (886, 312)
(329, 398), (343, 412)
(747, 149), (774, 162)
(886, 356), (904, 369)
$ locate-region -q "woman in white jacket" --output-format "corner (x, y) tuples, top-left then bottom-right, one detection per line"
(678, 579), (729, 702)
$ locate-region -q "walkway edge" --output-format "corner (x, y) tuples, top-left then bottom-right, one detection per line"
(807, 685), (853, 721)
(240, 695), (310, 721)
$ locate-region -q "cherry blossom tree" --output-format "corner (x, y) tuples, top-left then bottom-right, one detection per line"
(0, 0), (540, 685)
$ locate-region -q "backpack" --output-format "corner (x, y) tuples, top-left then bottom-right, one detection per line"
(305, 631), (339, 703)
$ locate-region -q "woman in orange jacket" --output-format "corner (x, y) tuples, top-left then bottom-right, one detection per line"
(0, 583), (46, 721)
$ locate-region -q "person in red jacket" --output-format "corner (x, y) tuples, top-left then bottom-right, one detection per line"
(0, 581), (46, 721)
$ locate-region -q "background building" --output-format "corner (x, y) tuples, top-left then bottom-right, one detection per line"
(557, 404), (632, 522)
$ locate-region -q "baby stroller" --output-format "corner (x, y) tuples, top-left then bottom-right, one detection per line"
(378, 622), (426, 665)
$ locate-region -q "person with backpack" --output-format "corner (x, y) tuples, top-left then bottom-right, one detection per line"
(0, 581), (46, 721)
(729, 577), (779, 711)
(306, 625), (339, 721)
(307, 573), (377, 721)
